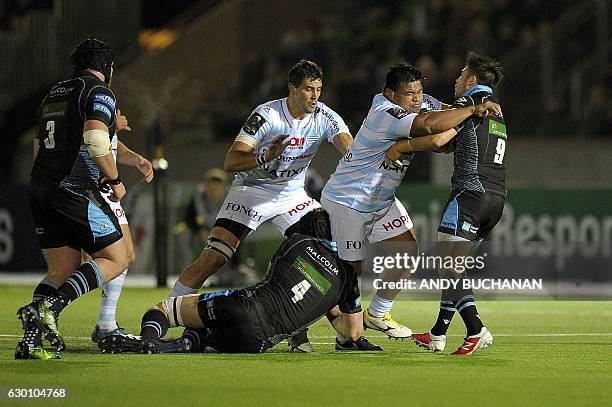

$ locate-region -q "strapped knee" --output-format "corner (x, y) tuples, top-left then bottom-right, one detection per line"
(157, 296), (187, 328)
(204, 237), (235, 262)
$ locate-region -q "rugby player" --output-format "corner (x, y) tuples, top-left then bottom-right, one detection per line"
(89, 110), (154, 343)
(408, 52), (507, 355)
(16, 37), (129, 359)
(321, 63), (501, 341)
(167, 60), (361, 352)
(99, 209), (377, 354)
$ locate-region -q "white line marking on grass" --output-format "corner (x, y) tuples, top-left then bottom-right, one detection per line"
(0, 334), (92, 340)
(3, 332), (612, 342)
(309, 333), (612, 338)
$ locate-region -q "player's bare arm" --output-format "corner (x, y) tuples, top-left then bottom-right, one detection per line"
(117, 141), (154, 183)
(84, 119), (125, 201)
(385, 129), (458, 166)
(332, 132), (353, 154)
(410, 101), (501, 136)
(115, 109), (132, 132)
(223, 135), (288, 172)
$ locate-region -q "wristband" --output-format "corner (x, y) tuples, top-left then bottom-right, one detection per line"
(108, 176), (122, 185)
(255, 153), (267, 166)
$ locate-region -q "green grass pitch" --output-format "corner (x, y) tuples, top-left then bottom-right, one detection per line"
(1, 285), (611, 406)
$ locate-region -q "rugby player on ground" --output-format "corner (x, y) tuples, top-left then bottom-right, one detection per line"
(99, 209), (374, 354)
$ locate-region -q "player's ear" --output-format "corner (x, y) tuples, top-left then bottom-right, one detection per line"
(383, 88), (394, 100)
(467, 74), (478, 88)
(288, 83), (296, 94)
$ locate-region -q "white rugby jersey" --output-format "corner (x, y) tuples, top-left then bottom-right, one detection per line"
(232, 98), (349, 195)
(322, 94), (441, 213)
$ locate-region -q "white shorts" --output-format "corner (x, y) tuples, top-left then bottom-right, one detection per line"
(321, 196), (413, 261)
(102, 192), (128, 225)
(216, 186), (320, 234)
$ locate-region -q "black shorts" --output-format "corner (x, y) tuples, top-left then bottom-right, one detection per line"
(197, 290), (273, 353)
(29, 183), (123, 254)
(438, 190), (505, 241)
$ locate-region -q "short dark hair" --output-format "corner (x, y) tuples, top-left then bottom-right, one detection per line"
(71, 36), (114, 83)
(384, 63), (424, 92)
(288, 59), (323, 87)
(466, 51), (503, 89)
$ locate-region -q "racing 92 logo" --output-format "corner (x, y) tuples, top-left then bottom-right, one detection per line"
(285, 137), (305, 148)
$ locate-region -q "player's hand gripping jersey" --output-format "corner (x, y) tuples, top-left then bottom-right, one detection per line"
(322, 94), (441, 212)
(31, 71), (116, 190)
(449, 88), (507, 196)
(233, 99), (349, 195)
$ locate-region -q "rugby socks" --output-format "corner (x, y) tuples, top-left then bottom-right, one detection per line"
(169, 280), (198, 298)
(32, 278), (60, 301)
(182, 328), (206, 352)
(44, 261), (104, 314)
(96, 269), (127, 331)
(456, 295), (483, 336)
(431, 291), (457, 336)
(140, 309), (169, 340)
(431, 288), (483, 336)
(368, 293), (394, 317)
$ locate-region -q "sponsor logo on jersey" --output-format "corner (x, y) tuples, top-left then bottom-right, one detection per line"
(422, 94), (441, 111)
(49, 86), (74, 95)
(385, 107), (409, 119)
(441, 220), (456, 229)
(42, 102), (67, 118)
(293, 256), (332, 293)
(261, 164), (306, 179)
(224, 202), (263, 221)
(285, 136), (305, 148)
(381, 215), (410, 232)
(93, 102), (112, 119)
(305, 246), (339, 275)
(379, 161), (410, 173)
(316, 107), (340, 134)
(276, 152), (315, 162)
(489, 120), (507, 139)
(461, 221), (479, 234)
(287, 198), (317, 217)
(93, 93), (116, 111)
(206, 300), (216, 320)
(345, 240), (363, 250)
(243, 113), (267, 135)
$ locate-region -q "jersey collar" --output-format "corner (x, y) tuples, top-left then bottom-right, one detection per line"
(463, 84), (493, 96)
(75, 70), (105, 84)
(282, 98), (313, 128)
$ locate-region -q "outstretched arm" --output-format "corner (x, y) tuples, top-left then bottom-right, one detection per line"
(410, 100), (501, 136)
(117, 141), (154, 183)
(384, 129), (457, 166)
